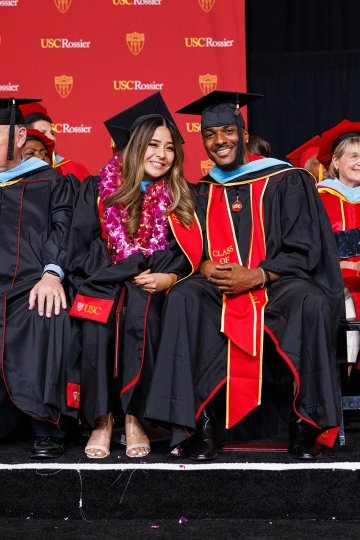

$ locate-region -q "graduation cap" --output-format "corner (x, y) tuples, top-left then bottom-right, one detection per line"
(18, 101), (52, 123)
(104, 92), (184, 151)
(176, 90), (263, 131)
(286, 135), (321, 168)
(26, 128), (55, 157)
(317, 119), (360, 167)
(0, 97), (42, 161)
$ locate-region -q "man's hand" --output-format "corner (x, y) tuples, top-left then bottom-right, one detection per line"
(131, 269), (177, 294)
(201, 261), (264, 296)
(29, 273), (67, 317)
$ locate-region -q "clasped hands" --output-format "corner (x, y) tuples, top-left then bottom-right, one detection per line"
(200, 260), (263, 296)
(131, 269), (177, 294)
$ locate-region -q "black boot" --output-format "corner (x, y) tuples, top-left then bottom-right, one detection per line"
(288, 415), (321, 460)
(186, 409), (218, 461)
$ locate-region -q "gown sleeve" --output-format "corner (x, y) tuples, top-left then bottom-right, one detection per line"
(261, 169), (343, 297)
(42, 174), (76, 270)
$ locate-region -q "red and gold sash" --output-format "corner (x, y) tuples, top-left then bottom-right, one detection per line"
(318, 186), (360, 315)
(207, 180), (268, 428)
(168, 212), (203, 279)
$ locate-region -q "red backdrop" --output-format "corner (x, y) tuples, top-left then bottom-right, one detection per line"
(1, 0), (246, 181)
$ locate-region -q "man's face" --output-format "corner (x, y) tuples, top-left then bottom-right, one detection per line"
(202, 124), (239, 169)
(0, 125), (26, 172)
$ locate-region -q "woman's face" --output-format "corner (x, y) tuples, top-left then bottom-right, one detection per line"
(22, 139), (52, 165)
(333, 141), (360, 187)
(143, 126), (175, 179)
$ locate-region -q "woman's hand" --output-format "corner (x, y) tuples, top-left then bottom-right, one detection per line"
(131, 269), (177, 294)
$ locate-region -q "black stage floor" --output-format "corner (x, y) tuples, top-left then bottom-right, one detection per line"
(0, 419), (359, 539)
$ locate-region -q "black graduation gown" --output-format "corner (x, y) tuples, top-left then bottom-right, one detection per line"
(0, 165), (76, 436)
(65, 176), (192, 429)
(145, 165), (345, 447)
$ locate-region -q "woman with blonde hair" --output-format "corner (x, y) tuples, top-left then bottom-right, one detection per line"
(65, 93), (201, 459)
(317, 120), (360, 376)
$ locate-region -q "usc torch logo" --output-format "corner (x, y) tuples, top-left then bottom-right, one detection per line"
(198, 0), (215, 13)
(55, 75), (73, 99)
(126, 32), (145, 56)
(201, 159), (214, 176)
(199, 74), (217, 95)
(54, 0), (72, 14)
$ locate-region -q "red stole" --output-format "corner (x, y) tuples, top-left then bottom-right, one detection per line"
(168, 212), (203, 279)
(318, 187), (360, 316)
(207, 180), (268, 428)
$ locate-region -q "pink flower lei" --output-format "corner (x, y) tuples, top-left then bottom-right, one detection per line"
(98, 155), (173, 264)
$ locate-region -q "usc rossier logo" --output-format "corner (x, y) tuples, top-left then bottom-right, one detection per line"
(55, 75), (73, 99)
(52, 123), (92, 134)
(199, 74), (217, 95)
(126, 32), (145, 55)
(113, 80), (163, 91)
(185, 37), (234, 48)
(201, 159), (214, 176)
(186, 122), (201, 133)
(113, 0), (161, 4)
(54, 0), (72, 13)
(40, 38), (91, 49)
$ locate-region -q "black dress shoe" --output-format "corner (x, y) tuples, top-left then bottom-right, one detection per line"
(186, 409), (218, 461)
(288, 417), (321, 461)
(31, 436), (65, 459)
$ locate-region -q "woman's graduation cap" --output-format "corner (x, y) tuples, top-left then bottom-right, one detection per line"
(286, 135), (321, 168)
(176, 90), (263, 131)
(18, 101), (52, 124)
(26, 128), (55, 157)
(317, 119), (360, 167)
(0, 97), (42, 160)
(104, 92), (184, 151)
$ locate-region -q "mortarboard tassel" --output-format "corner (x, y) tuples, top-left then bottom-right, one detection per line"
(7, 98), (16, 161)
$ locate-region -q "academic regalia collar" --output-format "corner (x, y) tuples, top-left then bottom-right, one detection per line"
(208, 158), (290, 184)
(318, 177), (360, 203)
(0, 157), (49, 183)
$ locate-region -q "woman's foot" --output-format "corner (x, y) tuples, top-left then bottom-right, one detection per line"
(85, 413), (113, 459)
(125, 414), (150, 458)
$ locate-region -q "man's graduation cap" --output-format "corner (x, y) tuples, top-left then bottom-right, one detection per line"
(104, 92), (184, 151)
(176, 90), (263, 131)
(286, 135), (321, 168)
(317, 119), (360, 167)
(0, 97), (42, 160)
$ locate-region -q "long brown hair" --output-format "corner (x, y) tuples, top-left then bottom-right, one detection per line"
(105, 117), (194, 236)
